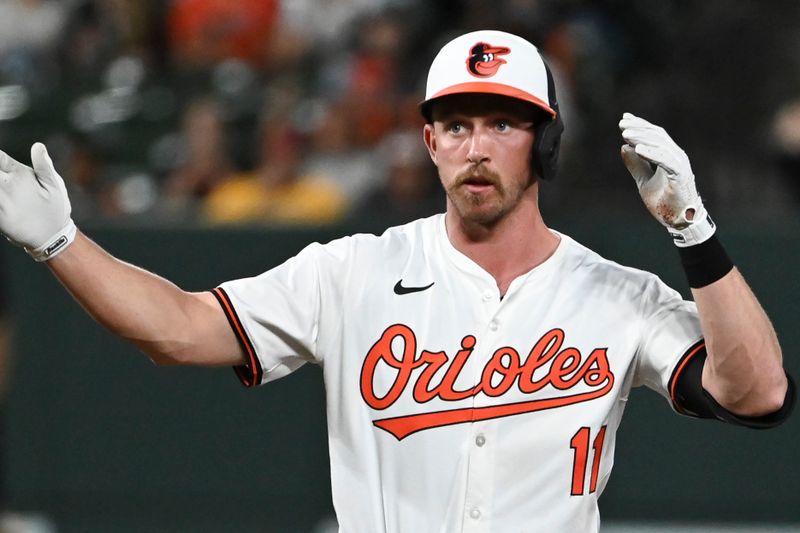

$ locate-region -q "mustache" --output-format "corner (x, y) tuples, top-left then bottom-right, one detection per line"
(454, 165), (502, 187)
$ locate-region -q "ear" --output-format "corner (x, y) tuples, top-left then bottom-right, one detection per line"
(423, 124), (437, 164)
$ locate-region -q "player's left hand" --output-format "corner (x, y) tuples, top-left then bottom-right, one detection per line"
(619, 112), (715, 247)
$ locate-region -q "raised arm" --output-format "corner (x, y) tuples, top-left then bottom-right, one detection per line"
(619, 113), (790, 418)
(0, 143), (244, 367)
(691, 268), (786, 415)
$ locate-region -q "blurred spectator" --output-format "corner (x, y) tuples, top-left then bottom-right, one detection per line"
(58, 0), (129, 87)
(301, 100), (385, 207)
(281, 1), (423, 99)
(298, 10), (414, 206)
(771, 99), (800, 204)
(343, 12), (406, 146)
(160, 96), (234, 216)
(0, 1), (795, 222)
(55, 0), (167, 89)
(0, 0), (69, 88)
(279, 0), (401, 50)
(60, 135), (117, 220)
(0, 0), (67, 55)
(204, 112), (347, 224)
(54, 134), (160, 221)
(357, 129), (444, 226)
(167, 0), (280, 69)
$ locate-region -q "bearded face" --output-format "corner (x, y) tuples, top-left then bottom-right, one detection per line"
(424, 94), (538, 227)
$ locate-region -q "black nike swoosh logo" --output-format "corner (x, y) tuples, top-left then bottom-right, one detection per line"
(393, 280), (435, 295)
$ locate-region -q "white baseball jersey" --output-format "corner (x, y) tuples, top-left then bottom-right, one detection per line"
(213, 213), (704, 533)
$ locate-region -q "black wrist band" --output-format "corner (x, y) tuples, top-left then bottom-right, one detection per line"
(677, 235), (734, 288)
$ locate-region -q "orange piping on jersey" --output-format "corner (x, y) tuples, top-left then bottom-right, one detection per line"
(668, 340), (706, 413)
(211, 287), (262, 387)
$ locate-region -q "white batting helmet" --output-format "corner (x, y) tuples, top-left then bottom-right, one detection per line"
(420, 30), (557, 121)
(419, 29), (564, 181)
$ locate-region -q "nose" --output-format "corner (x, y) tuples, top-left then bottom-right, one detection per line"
(466, 127), (490, 165)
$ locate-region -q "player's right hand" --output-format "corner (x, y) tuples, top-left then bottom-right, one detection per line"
(0, 143), (76, 261)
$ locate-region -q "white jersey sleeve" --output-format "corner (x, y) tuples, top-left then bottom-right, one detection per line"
(633, 275), (704, 408)
(212, 242), (326, 387)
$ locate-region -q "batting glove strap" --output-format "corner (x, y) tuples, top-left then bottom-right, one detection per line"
(26, 218), (77, 262)
(668, 208), (716, 248)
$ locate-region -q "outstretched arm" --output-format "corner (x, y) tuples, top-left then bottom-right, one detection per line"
(0, 143), (244, 367)
(48, 232), (244, 366)
(619, 114), (788, 417)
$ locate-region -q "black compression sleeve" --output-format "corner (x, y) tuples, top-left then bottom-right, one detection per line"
(671, 345), (796, 429)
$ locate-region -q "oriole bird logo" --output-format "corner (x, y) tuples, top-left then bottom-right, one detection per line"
(466, 42), (511, 77)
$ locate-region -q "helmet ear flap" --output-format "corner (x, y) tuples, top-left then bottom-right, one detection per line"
(532, 61), (564, 182)
(533, 110), (564, 181)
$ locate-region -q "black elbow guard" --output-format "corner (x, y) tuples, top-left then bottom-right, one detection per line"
(670, 343), (796, 429)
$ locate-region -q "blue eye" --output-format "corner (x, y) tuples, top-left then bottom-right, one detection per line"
(496, 120), (509, 131)
(449, 123), (463, 134)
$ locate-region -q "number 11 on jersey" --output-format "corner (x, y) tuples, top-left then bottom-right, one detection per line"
(570, 425), (607, 496)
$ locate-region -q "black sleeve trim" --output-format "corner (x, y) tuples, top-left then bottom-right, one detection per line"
(211, 287), (263, 388)
(671, 342), (796, 429)
(668, 339), (708, 417)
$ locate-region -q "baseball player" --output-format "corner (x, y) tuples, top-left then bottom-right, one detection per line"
(0, 30), (793, 532)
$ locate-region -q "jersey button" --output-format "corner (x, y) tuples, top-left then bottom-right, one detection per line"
(469, 507), (481, 519)
(475, 434), (486, 447)
(489, 320), (498, 331)
(482, 290), (492, 301)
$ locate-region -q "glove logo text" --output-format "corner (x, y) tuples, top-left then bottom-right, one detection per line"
(45, 235), (68, 256)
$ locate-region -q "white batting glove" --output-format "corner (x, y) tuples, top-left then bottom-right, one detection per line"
(619, 112), (715, 247)
(0, 143), (76, 261)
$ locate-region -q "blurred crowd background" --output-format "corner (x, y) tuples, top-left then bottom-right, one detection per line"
(0, 0), (798, 230)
